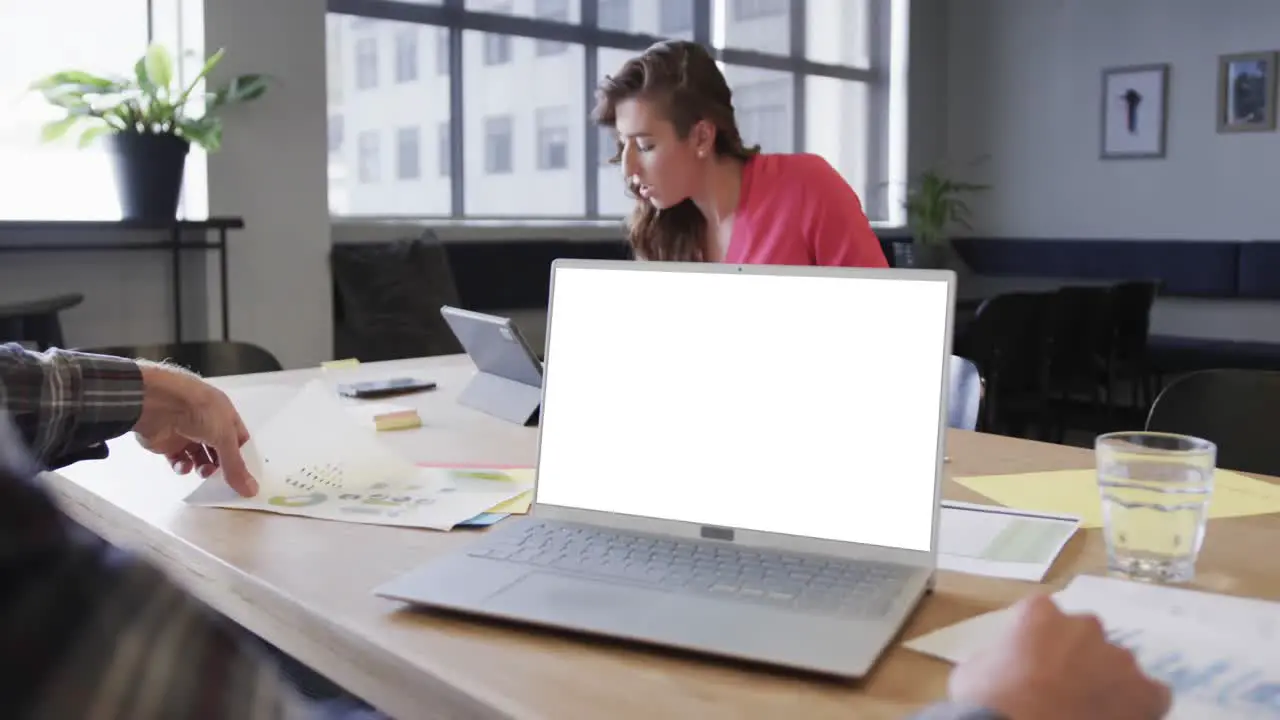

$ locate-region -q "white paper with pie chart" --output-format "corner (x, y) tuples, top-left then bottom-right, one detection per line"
(184, 380), (524, 530)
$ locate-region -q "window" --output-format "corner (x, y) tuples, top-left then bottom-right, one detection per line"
(329, 115), (344, 154)
(355, 37), (378, 89)
(396, 126), (420, 180)
(435, 27), (449, 75)
(537, 107), (570, 170)
(597, 0), (631, 32)
(357, 130), (380, 183)
(482, 2), (513, 65)
(394, 28), (418, 82)
(484, 115), (513, 174)
(729, 73), (794, 152)
(732, 0), (789, 21)
(534, 0), (568, 56)
(326, 0), (905, 222)
(326, 16), (452, 215)
(463, 33), (585, 215)
(658, 0), (693, 35)
(715, 0), (791, 55)
(597, 125), (617, 166)
(438, 122), (451, 177)
(0, 0), (150, 220)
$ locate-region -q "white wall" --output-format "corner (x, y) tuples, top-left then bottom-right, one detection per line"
(203, 0), (333, 369)
(946, 0), (1280, 240)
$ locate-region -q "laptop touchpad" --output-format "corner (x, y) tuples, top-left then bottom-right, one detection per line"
(482, 572), (673, 632)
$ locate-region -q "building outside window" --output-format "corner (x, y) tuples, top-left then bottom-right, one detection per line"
(396, 126), (420, 180)
(484, 115), (513, 174)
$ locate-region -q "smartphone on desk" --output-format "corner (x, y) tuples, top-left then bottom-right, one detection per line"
(337, 377), (437, 399)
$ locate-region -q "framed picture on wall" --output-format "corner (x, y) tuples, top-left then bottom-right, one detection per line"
(1217, 51), (1278, 133)
(1100, 64), (1170, 159)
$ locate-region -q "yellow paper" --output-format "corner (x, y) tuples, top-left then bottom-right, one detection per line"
(321, 358), (361, 370)
(955, 469), (1280, 528)
(487, 489), (534, 514)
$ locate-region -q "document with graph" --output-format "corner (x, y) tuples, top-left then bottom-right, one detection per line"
(184, 380), (524, 530)
(906, 574), (1280, 720)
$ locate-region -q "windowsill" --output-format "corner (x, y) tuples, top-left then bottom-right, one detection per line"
(330, 215), (910, 242)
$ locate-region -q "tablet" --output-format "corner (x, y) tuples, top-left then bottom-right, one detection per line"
(440, 305), (544, 425)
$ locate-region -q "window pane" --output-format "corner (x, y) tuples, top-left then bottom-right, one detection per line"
(595, 0), (632, 32)
(596, 48), (636, 218)
(713, 0), (790, 56)
(725, 66), (794, 153)
(327, 16), (452, 215)
(0, 0), (149, 220)
(806, 0), (870, 67)
(464, 31), (585, 215)
(466, 0), (581, 22)
(396, 126), (421, 180)
(394, 28), (419, 83)
(805, 76), (870, 216)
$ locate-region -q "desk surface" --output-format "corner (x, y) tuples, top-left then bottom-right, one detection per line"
(45, 355), (1280, 720)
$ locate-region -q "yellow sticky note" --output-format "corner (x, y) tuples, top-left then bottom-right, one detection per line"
(955, 469), (1280, 528)
(373, 410), (422, 431)
(487, 489), (534, 514)
(321, 358), (361, 370)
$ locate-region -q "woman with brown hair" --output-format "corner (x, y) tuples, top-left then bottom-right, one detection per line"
(593, 40), (887, 268)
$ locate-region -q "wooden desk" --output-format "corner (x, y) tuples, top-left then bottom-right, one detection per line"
(43, 355), (1280, 720)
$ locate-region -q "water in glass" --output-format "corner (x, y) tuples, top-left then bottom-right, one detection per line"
(1096, 432), (1216, 583)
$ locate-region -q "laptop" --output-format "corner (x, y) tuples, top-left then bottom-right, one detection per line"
(377, 260), (956, 678)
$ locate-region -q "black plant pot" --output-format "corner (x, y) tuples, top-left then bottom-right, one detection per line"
(107, 132), (190, 221)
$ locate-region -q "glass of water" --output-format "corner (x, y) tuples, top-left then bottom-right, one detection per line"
(1095, 432), (1216, 583)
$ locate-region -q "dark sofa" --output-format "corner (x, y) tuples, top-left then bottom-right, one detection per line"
(940, 237), (1280, 374)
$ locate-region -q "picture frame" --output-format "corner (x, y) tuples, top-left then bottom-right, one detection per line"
(1100, 64), (1170, 159)
(1217, 51), (1278, 133)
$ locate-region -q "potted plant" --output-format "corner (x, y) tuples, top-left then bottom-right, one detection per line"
(30, 43), (266, 221)
(897, 169), (989, 270)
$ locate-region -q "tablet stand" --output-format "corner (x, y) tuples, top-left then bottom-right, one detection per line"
(457, 370), (541, 426)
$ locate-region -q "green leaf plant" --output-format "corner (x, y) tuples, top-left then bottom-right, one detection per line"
(903, 168), (989, 247)
(30, 43), (267, 152)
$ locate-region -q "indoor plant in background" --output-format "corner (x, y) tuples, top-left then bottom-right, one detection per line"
(898, 166), (989, 270)
(30, 43), (266, 221)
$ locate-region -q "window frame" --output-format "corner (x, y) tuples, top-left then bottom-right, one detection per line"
(326, 0), (902, 223)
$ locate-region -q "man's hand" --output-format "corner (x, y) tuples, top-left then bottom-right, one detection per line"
(948, 594), (1172, 720)
(132, 365), (258, 497)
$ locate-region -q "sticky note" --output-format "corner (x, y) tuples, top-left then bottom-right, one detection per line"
(373, 409), (422, 432)
(954, 468), (1280, 528)
(486, 489), (533, 514)
(321, 358), (361, 370)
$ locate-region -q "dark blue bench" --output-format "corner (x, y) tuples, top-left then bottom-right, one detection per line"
(951, 237), (1241, 298)
(937, 236), (1280, 377)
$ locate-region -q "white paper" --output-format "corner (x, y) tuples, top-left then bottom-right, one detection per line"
(937, 501), (1079, 581)
(906, 575), (1280, 719)
(185, 381), (523, 530)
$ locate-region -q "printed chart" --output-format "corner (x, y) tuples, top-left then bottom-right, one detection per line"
(185, 380), (523, 530)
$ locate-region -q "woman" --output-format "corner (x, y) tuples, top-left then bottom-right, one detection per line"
(593, 40), (888, 267)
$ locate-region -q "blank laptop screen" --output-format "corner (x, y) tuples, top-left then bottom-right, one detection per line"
(534, 264), (951, 553)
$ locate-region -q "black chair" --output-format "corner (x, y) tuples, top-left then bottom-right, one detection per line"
(955, 291), (1055, 439)
(75, 341), (282, 377)
(1145, 369), (1280, 477)
(330, 229), (464, 362)
(0, 293), (84, 350)
(948, 355), (984, 431)
(1108, 280), (1160, 413)
(1042, 285), (1118, 439)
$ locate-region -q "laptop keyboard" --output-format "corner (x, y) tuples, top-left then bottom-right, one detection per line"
(468, 522), (913, 618)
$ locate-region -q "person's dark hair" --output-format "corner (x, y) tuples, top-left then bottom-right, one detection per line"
(592, 40), (759, 262)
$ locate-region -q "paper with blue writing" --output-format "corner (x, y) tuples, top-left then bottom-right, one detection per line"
(905, 574), (1280, 719)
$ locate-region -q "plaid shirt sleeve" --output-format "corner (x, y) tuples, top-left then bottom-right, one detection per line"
(0, 343), (145, 466)
(0, 346), (386, 719)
